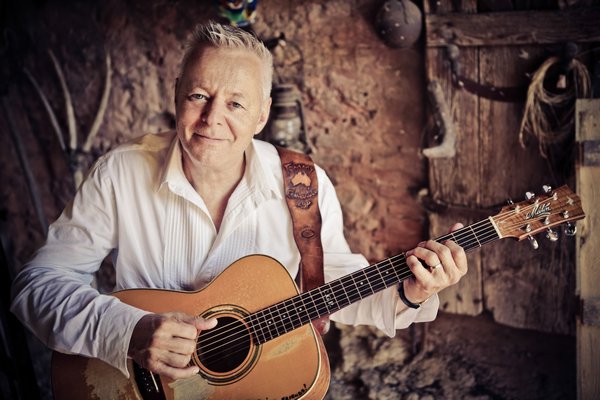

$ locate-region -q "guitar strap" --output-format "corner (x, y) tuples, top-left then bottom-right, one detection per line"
(276, 147), (330, 335)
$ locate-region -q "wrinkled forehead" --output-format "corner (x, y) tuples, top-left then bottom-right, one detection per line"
(180, 44), (261, 77)
(178, 46), (265, 97)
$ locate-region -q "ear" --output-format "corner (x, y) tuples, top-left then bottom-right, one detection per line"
(174, 78), (180, 107)
(254, 97), (272, 135)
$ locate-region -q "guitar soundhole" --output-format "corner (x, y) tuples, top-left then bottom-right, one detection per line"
(196, 316), (251, 374)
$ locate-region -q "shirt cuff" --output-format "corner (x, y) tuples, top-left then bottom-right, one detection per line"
(96, 300), (151, 378)
(394, 292), (439, 330)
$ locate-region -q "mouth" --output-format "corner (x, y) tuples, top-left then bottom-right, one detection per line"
(192, 132), (225, 142)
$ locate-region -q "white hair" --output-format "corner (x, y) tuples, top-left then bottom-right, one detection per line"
(179, 21), (273, 100)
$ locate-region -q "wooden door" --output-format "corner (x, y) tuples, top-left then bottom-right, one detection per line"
(423, 1), (600, 334)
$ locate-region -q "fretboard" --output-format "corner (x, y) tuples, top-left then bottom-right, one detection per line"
(247, 217), (500, 345)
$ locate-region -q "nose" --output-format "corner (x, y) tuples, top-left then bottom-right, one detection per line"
(201, 100), (224, 126)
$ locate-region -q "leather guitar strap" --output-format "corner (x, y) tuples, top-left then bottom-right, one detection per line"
(276, 146), (329, 335)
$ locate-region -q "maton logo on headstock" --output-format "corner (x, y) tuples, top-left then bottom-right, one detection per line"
(526, 203), (551, 219)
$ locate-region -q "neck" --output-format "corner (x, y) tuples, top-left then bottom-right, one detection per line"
(182, 152), (246, 231)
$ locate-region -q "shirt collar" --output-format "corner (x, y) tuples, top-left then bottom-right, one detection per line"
(244, 139), (282, 202)
(158, 133), (188, 192)
(158, 134), (281, 201)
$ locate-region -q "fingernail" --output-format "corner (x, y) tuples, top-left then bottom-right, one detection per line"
(192, 366), (200, 374)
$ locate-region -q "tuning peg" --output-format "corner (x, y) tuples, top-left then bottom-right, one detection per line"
(525, 191), (535, 200)
(564, 223), (577, 237)
(542, 185), (552, 193)
(527, 236), (539, 250)
(507, 198), (514, 205)
(546, 228), (559, 242)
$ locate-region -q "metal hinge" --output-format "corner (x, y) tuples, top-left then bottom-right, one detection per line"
(578, 296), (600, 327)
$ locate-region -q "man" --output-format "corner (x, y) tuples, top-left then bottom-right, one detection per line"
(11, 22), (467, 384)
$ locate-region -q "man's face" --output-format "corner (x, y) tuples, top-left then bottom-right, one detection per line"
(175, 46), (270, 170)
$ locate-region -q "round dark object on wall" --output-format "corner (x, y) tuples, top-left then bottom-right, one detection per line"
(375, 0), (423, 49)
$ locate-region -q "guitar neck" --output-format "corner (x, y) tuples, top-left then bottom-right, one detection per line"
(249, 217), (499, 344)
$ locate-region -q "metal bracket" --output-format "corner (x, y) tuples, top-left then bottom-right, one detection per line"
(579, 296), (600, 327)
(446, 44), (526, 103)
(579, 141), (600, 166)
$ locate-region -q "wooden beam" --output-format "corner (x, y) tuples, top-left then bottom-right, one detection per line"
(576, 99), (600, 400)
(426, 8), (600, 47)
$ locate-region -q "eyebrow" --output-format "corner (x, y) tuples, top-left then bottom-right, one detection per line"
(186, 83), (249, 99)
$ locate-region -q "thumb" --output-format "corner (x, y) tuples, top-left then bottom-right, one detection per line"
(194, 316), (218, 331)
(449, 222), (464, 233)
(169, 312), (217, 331)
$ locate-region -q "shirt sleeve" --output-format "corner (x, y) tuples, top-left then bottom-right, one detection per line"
(317, 167), (439, 337)
(10, 156), (149, 377)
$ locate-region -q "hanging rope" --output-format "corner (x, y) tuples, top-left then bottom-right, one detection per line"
(518, 56), (592, 157)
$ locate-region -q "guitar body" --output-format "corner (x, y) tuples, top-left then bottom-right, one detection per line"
(52, 255), (330, 400)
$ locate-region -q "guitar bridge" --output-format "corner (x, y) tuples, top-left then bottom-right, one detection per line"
(133, 362), (166, 400)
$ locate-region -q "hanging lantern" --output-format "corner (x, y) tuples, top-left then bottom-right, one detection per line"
(266, 84), (309, 153)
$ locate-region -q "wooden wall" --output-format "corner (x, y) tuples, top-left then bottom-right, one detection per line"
(423, 0), (600, 334)
(576, 99), (600, 399)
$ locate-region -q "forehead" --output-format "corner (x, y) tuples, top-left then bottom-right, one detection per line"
(180, 46), (264, 97)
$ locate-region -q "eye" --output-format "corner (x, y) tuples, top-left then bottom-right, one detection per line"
(230, 101), (245, 110)
(189, 93), (207, 101)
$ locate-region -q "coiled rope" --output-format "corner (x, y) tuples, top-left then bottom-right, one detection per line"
(518, 56), (591, 157)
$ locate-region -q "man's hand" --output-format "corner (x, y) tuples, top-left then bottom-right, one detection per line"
(128, 312), (217, 380)
(403, 223), (468, 305)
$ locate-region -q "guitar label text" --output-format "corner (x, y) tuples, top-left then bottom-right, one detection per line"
(526, 203), (551, 219)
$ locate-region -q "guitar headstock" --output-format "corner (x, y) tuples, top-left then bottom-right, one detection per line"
(491, 185), (585, 244)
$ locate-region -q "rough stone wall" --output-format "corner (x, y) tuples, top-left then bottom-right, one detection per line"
(0, 0), (427, 397)
(255, 1), (427, 260)
(0, 0), (426, 270)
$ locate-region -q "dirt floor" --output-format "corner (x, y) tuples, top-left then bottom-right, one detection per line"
(324, 312), (576, 400)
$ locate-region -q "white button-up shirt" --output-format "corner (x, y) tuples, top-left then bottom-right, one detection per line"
(11, 132), (438, 377)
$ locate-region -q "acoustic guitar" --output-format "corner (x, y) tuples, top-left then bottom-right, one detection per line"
(51, 185), (584, 400)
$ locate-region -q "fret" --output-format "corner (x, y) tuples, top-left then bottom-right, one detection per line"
(248, 315), (265, 344)
(330, 278), (351, 309)
(378, 259), (399, 286)
(354, 269), (373, 298)
(318, 286), (338, 314)
(284, 296), (307, 331)
(278, 299), (295, 332)
(452, 227), (473, 250)
(389, 257), (405, 281)
(252, 310), (268, 344)
(373, 264), (388, 292)
(340, 274), (362, 303)
(368, 265), (387, 292)
(298, 293), (313, 325)
(468, 225), (482, 248)
(302, 291), (320, 322)
(309, 289), (328, 318)
(263, 309), (278, 341)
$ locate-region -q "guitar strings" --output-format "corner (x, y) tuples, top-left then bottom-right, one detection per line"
(195, 221), (523, 362)
(194, 228), (512, 366)
(195, 216), (521, 360)
(193, 196), (570, 365)
(194, 222), (503, 366)
(195, 219), (501, 362)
